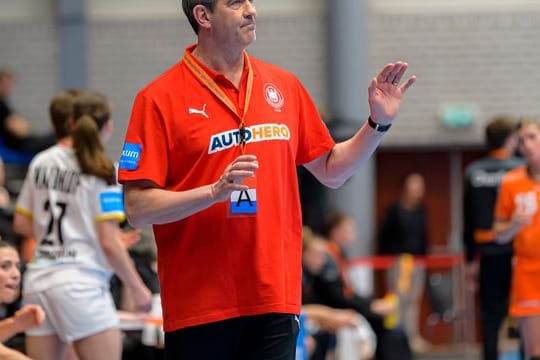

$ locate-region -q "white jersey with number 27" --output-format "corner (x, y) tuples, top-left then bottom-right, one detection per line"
(16, 145), (125, 293)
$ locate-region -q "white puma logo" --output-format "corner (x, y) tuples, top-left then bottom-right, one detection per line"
(188, 104), (209, 119)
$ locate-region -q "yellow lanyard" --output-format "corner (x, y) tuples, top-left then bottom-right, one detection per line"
(183, 49), (254, 153)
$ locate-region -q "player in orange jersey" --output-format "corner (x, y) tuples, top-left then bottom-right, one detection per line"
(495, 118), (540, 359)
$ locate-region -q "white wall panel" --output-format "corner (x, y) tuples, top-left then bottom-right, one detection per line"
(371, 0), (540, 14)
(87, 0), (324, 20)
(0, 0), (53, 21)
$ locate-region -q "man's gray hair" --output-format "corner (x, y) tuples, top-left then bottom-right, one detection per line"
(182, 0), (216, 34)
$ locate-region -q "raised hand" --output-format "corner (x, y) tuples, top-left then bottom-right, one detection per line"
(368, 62), (416, 125)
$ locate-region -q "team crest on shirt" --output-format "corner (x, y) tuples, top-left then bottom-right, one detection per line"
(263, 83), (284, 112)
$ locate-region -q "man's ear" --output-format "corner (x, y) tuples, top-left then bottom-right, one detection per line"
(193, 4), (212, 31)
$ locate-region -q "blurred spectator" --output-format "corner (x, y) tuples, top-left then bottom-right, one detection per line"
(377, 174), (431, 352)
(110, 223), (162, 360)
(0, 157), (10, 208)
(125, 225), (159, 296)
(378, 173), (428, 256)
(302, 230), (369, 359)
(303, 224), (411, 360)
(0, 156), (22, 246)
(298, 166), (328, 234)
(0, 67), (54, 163)
(0, 240), (45, 360)
(463, 115), (522, 360)
(301, 304), (376, 360)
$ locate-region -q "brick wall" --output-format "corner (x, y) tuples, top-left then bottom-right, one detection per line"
(0, 21), (57, 133)
(88, 16), (327, 158)
(371, 10), (540, 146)
(2, 4), (540, 155)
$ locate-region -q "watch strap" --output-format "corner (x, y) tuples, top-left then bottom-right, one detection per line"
(367, 116), (392, 132)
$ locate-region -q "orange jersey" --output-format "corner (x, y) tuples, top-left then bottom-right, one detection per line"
(118, 45), (335, 331)
(495, 166), (540, 316)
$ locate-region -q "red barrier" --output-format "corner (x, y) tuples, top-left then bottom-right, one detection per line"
(347, 254), (464, 270)
(347, 253), (471, 348)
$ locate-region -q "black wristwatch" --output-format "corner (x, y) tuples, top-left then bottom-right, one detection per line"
(367, 116), (392, 132)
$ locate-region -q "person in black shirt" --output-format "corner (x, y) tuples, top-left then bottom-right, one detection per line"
(378, 173), (430, 352)
(379, 173), (428, 256)
(0, 67), (54, 163)
(463, 115), (523, 360)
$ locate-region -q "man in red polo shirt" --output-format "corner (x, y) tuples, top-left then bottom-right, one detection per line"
(118, 0), (416, 358)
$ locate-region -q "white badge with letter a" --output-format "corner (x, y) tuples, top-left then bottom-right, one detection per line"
(228, 176), (257, 217)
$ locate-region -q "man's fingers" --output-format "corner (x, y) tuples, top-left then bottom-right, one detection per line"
(214, 155), (259, 201)
(219, 182), (249, 193)
(374, 62), (416, 91)
(399, 75), (416, 93)
(368, 77), (377, 98)
(386, 62), (405, 84)
(377, 63), (394, 82)
(389, 62), (408, 85)
(228, 170), (256, 184)
(231, 161), (259, 171)
(222, 169), (256, 184)
(224, 160), (258, 181)
(232, 154), (258, 164)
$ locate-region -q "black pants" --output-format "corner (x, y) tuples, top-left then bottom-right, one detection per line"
(479, 253), (512, 360)
(164, 313), (299, 360)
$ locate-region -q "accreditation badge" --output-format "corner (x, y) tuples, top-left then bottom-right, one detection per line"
(228, 176), (257, 217)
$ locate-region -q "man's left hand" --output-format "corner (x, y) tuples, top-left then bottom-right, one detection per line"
(368, 62), (416, 125)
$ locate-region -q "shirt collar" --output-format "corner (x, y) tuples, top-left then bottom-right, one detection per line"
(186, 44), (249, 88)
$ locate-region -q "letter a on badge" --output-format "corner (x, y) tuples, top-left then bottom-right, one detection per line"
(230, 189), (257, 215)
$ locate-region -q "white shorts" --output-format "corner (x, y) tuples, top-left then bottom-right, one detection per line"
(23, 282), (119, 343)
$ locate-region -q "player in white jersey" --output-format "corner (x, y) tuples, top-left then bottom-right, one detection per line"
(13, 91), (152, 360)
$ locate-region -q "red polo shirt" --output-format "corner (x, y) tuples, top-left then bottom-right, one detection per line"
(119, 45), (335, 331)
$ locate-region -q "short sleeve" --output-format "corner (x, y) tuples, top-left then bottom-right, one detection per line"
(93, 184), (126, 223)
(294, 79), (335, 165)
(118, 92), (169, 187)
(15, 165), (35, 217)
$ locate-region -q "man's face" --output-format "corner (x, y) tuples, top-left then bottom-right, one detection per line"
(518, 123), (540, 165)
(404, 174), (425, 204)
(208, 0), (257, 49)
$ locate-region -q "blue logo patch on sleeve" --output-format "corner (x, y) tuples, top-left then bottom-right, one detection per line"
(100, 191), (124, 213)
(119, 143), (142, 170)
